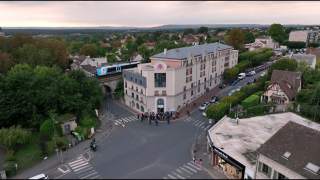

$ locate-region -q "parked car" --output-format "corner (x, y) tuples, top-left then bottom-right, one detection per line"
(29, 174), (49, 179)
(247, 70), (256, 76)
(238, 73), (246, 80)
(231, 79), (240, 86)
(199, 103), (207, 111)
(210, 96), (219, 103)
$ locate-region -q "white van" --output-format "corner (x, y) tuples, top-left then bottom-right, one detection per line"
(28, 173), (49, 179)
(238, 73), (246, 80)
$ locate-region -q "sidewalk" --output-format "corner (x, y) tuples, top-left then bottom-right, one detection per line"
(191, 131), (227, 179)
(177, 86), (221, 118)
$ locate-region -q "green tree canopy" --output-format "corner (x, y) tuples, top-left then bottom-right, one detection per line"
(80, 44), (98, 57)
(268, 23), (287, 44)
(224, 29), (245, 50)
(198, 27), (209, 34)
(0, 126), (31, 150)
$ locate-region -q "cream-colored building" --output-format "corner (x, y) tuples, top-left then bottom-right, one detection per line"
(123, 43), (238, 113)
(245, 36), (279, 51)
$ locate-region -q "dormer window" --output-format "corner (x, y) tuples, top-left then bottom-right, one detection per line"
(281, 151), (291, 160)
(304, 162), (320, 175)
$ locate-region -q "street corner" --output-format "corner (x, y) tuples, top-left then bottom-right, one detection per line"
(47, 164), (71, 179)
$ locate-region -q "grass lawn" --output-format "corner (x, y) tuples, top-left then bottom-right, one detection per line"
(14, 133), (42, 172)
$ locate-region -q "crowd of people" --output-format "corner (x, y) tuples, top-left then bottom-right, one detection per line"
(137, 111), (174, 125)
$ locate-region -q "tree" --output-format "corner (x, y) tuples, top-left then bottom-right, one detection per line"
(138, 45), (151, 61)
(268, 23), (287, 44)
(285, 41), (306, 49)
(114, 79), (124, 99)
(106, 53), (118, 64)
(0, 126), (31, 151)
(244, 31), (255, 44)
(198, 27), (209, 34)
(268, 58), (298, 79)
(224, 29), (245, 50)
(13, 44), (54, 67)
(80, 44), (98, 57)
(223, 67), (239, 83)
(0, 52), (14, 73)
(183, 28), (195, 35)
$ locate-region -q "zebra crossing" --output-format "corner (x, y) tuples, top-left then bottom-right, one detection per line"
(113, 115), (138, 127)
(185, 117), (211, 131)
(68, 156), (100, 179)
(162, 161), (202, 179)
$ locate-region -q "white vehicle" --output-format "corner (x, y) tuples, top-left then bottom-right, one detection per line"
(238, 73), (246, 80)
(248, 71), (256, 76)
(29, 174), (49, 179)
(199, 103), (207, 111)
(202, 112), (207, 117)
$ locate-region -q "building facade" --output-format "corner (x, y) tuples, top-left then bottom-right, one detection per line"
(123, 43), (238, 113)
(245, 36), (279, 51)
(289, 30), (319, 43)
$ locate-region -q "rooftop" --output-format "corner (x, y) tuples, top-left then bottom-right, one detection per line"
(291, 54), (317, 65)
(208, 112), (320, 172)
(151, 42), (232, 60)
(257, 121), (320, 179)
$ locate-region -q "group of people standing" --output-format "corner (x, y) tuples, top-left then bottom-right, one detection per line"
(137, 111), (173, 125)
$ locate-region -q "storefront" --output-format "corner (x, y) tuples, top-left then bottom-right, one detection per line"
(211, 145), (245, 179)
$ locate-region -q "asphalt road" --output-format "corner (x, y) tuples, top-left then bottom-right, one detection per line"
(22, 69), (267, 179)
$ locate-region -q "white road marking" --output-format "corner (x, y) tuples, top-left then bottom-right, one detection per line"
(80, 171), (98, 179)
(183, 164), (198, 173)
(167, 174), (177, 179)
(74, 166), (93, 173)
(171, 171), (186, 179)
(179, 167), (193, 175)
(187, 162), (202, 171)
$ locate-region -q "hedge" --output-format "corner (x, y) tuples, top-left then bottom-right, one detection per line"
(241, 94), (260, 109)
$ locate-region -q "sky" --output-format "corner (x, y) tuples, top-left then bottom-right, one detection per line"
(0, 1), (320, 27)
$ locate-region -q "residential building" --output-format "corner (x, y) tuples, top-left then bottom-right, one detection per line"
(262, 70), (301, 105)
(70, 56), (107, 77)
(207, 112), (320, 179)
(289, 30), (319, 43)
(245, 36), (279, 51)
(123, 42), (238, 113)
(289, 31), (309, 43)
(290, 54), (317, 69)
(255, 121), (320, 179)
(182, 34), (200, 45)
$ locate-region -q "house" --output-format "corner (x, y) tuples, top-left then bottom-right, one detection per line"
(290, 54), (317, 69)
(57, 114), (78, 135)
(70, 56), (107, 77)
(182, 34), (199, 45)
(255, 121), (320, 179)
(131, 53), (143, 62)
(143, 41), (156, 49)
(262, 70), (301, 105)
(289, 30), (319, 43)
(245, 36), (279, 51)
(207, 112), (320, 179)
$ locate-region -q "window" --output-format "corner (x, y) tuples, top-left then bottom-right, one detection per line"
(136, 103), (139, 109)
(136, 94), (139, 100)
(125, 81), (127, 88)
(140, 89), (143, 94)
(259, 162), (272, 178)
(184, 86), (186, 91)
(191, 90), (194, 96)
(140, 106), (144, 112)
(154, 73), (166, 87)
(162, 90), (167, 96)
(154, 90), (159, 96)
(125, 90), (128, 95)
(131, 92), (134, 98)
(183, 93), (186, 100)
(278, 173), (287, 179)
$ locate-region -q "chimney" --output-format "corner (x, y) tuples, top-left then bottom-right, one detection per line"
(164, 48), (167, 55)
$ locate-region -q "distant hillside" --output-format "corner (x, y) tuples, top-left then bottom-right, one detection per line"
(1, 24), (316, 35)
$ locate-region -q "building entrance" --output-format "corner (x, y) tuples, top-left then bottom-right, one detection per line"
(157, 98), (165, 113)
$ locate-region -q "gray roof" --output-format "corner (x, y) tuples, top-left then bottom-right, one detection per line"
(257, 121), (320, 179)
(151, 42), (233, 60)
(291, 54), (316, 66)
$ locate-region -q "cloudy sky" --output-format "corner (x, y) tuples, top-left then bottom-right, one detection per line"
(1, 1), (320, 27)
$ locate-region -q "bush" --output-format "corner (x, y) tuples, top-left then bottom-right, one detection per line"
(39, 119), (54, 140)
(51, 136), (69, 151)
(206, 102), (229, 121)
(241, 94), (260, 109)
(3, 161), (17, 177)
(5, 150), (16, 162)
(75, 126), (89, 139)
(79, 115), (96, 128)
(246, 105), (266, 117)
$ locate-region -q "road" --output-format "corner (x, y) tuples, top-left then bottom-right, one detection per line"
(18, 69), (267, 179)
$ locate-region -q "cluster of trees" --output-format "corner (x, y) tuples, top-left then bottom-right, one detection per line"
(0, 34), (69, 73)
(296, 67), (320, 122)
(223, 48), (273, 82)
(0, 64), (103, 129)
